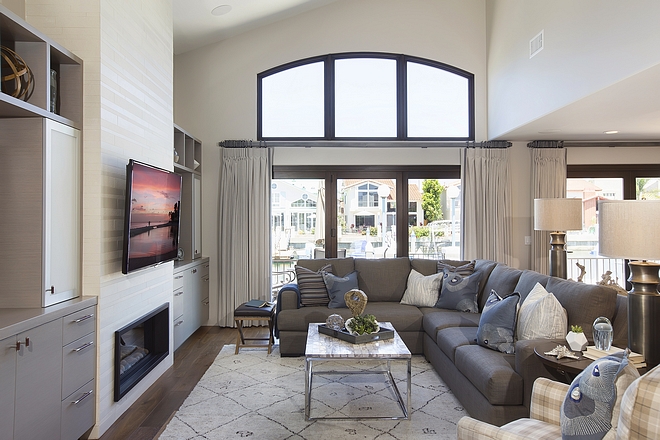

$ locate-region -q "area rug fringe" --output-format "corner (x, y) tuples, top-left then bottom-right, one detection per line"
(159, 345), (466, 440)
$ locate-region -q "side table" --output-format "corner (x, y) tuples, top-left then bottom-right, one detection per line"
(534, 341), (592, 383)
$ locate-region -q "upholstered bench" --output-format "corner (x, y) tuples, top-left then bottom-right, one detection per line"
(234, 302), (275, 354)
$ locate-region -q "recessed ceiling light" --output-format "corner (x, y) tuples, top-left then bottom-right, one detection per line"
(211, 5), (232, 16)
(604, 130), (619, 134)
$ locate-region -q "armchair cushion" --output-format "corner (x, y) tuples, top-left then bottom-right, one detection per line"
(617, 364), (660, 439)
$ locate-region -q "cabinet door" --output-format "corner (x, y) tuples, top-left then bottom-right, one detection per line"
(43, 119), (81, 306)
(193, 174), (202, 258)
(0, 336), (16, 440)
(201, 261), (210, 324)
(14, 319), (63, 440)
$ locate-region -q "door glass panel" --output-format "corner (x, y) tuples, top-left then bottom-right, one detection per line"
(566, 178), (624, 285)
(408, 179), (461, 260)
(271, 179), (324, 279)
(335, 58), (397, 138)
(338, 178), (396, 258)
(636, 178), (660, 200)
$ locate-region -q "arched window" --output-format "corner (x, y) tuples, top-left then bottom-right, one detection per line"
(258, 53), (474, 141)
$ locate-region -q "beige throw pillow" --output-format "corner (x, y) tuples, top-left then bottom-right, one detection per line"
(400, 269), (443, 308)
(517, 282), (567, 340)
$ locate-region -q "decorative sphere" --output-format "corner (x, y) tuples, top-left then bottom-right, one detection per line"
(1, 46), (34, 101)
(325, 314), (344, 331)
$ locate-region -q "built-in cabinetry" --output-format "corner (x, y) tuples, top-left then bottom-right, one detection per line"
(0, 4), (82, 309)
(0, 298), (96, 440)
(174, 124), (203, 261)
(173, 258), (210, 350)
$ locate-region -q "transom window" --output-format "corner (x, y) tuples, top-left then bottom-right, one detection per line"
(258, 53), (474, 141)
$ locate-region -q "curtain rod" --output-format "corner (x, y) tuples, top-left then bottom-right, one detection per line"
(218, 140), (268, 148)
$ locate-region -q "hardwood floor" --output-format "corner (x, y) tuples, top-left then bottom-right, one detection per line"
(99, 325), (274, 440)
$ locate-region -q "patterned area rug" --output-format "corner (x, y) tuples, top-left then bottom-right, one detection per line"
(159, 345), (466, 439)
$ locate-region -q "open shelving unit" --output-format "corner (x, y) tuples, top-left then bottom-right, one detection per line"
(0, 5), (82, 129)
(174, 124), (203, 261)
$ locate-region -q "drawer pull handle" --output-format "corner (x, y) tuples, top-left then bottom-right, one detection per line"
(203, 300), (209, 305)
(174, 291), (184, 296)
(174, 320), (184, 327)
(73, 314), (94, 323)
(46, 285), (55, 294)
(72, 390), (93, 405)
(73, 341), (94, 352)
(203, 276), (209, 282)
(11, 338), (29, 350)
(174, 275), (183, 280)
(204, 264), (209, 268)
(192, 268), (197, 274)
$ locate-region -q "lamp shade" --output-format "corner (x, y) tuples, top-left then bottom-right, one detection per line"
(598, 200), (660, 260)
(534, 198), (583, 231)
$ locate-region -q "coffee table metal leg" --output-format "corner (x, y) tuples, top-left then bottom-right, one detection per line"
(305, 358), (312, 421)
(406, 358), (411, 418)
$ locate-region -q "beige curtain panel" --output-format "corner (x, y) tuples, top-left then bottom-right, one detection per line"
(462, 142), (513, 265)
(217, 147), (272, 327)
(528, 142), (567, 274)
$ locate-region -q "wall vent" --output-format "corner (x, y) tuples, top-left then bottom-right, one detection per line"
(530, 30), (544, 58)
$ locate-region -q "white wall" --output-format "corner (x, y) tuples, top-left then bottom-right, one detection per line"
(487, 0), (660, 139)
(26, 0), (174, 437)
(174, 0), (487, 325)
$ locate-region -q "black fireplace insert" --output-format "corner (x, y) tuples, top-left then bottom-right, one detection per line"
(114, 303), (169, 401)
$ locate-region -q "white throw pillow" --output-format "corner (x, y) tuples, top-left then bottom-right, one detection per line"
(400, 269), (443, 307)
(517, 282), (567, 340)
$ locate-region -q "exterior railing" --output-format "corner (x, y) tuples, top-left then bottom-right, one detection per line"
(566, 256), (625, 287)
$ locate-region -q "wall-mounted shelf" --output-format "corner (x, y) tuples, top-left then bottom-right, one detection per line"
(0, 5), (82, 129)
(174, 124), (202, 175)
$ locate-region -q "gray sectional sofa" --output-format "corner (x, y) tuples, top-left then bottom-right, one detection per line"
(275, 256), (628, 426)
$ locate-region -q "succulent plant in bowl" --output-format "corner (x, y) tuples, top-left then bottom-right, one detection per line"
(345, 314), (379, 335)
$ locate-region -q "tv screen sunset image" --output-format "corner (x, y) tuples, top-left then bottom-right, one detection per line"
(125, 162), (182, 272)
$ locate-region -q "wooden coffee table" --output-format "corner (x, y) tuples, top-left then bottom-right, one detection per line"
(304, 322), (411, 421)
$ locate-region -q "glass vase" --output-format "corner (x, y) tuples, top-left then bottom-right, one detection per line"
(593, 316), (613, 351)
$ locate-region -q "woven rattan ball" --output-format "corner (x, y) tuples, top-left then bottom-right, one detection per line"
(1, 46), (34, 101)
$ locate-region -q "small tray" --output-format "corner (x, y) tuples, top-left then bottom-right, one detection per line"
(318, 324), (394, 344)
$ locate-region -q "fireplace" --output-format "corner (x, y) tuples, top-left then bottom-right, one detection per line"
(114, 303), (169, 401)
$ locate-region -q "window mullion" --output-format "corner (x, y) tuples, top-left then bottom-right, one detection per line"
(325, 55), (335, 139)
(398, 55), (406, 140)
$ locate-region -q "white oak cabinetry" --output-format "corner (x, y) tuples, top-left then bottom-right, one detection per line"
(0, 298), (96, 440)
(173, 258), (210, 350)
(174, 124), (203, 261)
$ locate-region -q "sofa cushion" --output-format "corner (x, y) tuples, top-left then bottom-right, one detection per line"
(410, 259), (471, 276)
(436, 270), (482, 313)
(296, 264), (333, 307)
(560, 351), (640, 439)
(476, 290), (520, 354)
(455, 344), (522, 405)
(323, 271), (358, 308)
(422, 309), (481, 343)
(364, 302), (424, 333)
(354, 258), (410, 302)
(479, 264), (523, 311)
(400, 269), (443, 307)
(436, 326), (478, 363)
(514, 270), (551, 303)
(517, 282), (567, 340)
(545, 278), (617, 343)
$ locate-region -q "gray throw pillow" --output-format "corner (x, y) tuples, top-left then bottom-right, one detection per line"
(323, 271), (359, 308)
(435, 269), (482, 313)
(476, 290), (520, 354)
(296, 264), (333, 307)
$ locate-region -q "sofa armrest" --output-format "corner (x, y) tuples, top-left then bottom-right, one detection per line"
(529, 377), (568, 425)
(457, 416), (527, 439)
(278, 283), (300, 310)
(515, 338), (564, 410)
(274, 283), (300, 338)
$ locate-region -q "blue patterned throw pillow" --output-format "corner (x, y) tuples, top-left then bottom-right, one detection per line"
(435, 269), (482, 313)
(475, 290), (520, 354)
(560, 351), (640, 439)
(323, 271), (359, 309)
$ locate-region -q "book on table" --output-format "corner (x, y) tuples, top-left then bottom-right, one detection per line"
(244, 299), (271, 308)
(583, 345), (645, 366)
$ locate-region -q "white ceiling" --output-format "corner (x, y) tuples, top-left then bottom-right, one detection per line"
(172, 1), (660, 143)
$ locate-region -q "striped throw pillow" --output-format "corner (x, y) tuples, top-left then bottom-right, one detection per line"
(296, 264), (333, 307)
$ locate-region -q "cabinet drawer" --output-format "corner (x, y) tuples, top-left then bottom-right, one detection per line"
(173, 272), (184, 290)
(62, 333), (95, 399)
(173, 316), (185, 350)
(61, 379), (95, 440)
(173, 289), (184, 319)
(63, 306), (96, 345)
(200, 261), (210, 277)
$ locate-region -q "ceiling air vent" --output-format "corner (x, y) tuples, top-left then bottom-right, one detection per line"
(530, 30), (544, 59)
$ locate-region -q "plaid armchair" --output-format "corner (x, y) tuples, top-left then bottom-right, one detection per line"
(457, 364), (660, 439)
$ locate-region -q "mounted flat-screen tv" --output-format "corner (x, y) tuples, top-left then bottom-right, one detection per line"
(121, 160), (182, 274)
